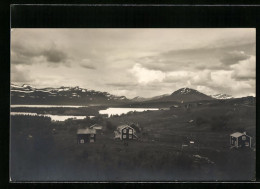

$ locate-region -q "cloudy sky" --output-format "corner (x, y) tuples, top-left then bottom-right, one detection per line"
(11, 29), (255, 98)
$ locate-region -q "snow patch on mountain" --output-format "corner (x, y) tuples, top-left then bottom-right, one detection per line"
(11, 84), (129, 104)
(211, 94), (233, 99)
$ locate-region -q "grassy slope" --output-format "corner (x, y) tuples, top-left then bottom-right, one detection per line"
(10, 101), (256, 181)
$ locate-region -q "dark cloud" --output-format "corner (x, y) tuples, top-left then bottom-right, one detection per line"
(43, 48), (67, 63)
(136, 42), (255, 72)
(11, 41), (69, 65)
(232, 75), (255, 81)
(220, 51), (250, 65)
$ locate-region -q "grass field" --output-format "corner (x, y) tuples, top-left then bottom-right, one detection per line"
(10, 100), (256, 181)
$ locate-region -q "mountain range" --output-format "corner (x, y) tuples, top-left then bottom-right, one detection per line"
(11, 84), (236, 105)
(11, 84), (129, 105)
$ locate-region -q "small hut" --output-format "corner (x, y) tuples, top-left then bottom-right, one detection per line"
(77, 128), (96, 144)
(230, 132), (252, 148)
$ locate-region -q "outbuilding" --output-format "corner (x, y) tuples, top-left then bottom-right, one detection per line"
(77, 128), (96, 144)
(114, 125), (137, 140)
(230, 132), (252, 148)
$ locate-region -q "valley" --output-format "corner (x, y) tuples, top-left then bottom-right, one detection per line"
(10, 84), (256, 181)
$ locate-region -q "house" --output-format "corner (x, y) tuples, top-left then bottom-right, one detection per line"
(89, 124), (103, 132)
(77, 128), (96, 144)
(114, 125), (137, 140)
(230, 132), (252, 148)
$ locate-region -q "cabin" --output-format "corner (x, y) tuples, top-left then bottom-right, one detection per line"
(230, 132), (252, 148)
(77, 128), (96, 144)
(89, 124), (103, 133)
(114, 125), (137, 140)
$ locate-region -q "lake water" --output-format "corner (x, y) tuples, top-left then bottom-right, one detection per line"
(99, 107), (159, 117)
(10, 112), (94, 121)
(10, 106), (159, 121)
(11, 105), (88, 108)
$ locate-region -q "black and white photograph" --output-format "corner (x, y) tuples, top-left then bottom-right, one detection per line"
(10, 28), (256, 182)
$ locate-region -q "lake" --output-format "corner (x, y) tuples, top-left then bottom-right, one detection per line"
(10, 106), (159, 120)
(10, 112), (94, 121)
(99, 107), (159, 117)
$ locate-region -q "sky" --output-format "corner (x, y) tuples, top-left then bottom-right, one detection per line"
(11, 29), (255, 98)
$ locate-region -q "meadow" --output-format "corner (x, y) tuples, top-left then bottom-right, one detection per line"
(10, 100), (256, 181)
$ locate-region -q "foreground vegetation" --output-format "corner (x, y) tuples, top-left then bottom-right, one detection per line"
(10, 100), (255, 181)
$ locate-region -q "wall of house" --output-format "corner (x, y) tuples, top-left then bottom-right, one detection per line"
(77, 134), (96, 143)
(121, 127), (134, 140)
(230, 136), (237, 146)
(238, 135), (251, 147)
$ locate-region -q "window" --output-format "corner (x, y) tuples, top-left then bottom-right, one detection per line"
(123, 129), (127, 133)
(129, 129), (133, 134)
(90, 139), (94, 143)
(123, 135), (126, 139)
(242, 136), (246, 140)
(80, 139), (84, 144)
(129, 135), (132, 139)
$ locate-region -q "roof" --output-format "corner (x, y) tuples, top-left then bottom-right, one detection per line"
(230, 132), (251, 138)
(77, 128), (96, 134)
(90, 124), (103, 129)
(117, 125), (135, 131)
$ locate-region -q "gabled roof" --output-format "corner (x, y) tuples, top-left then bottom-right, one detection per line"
(90, 124), (103, 129)
(77, 128), (96, 134)
(230, 132), (251, 138)
(117, 125), (135, 131)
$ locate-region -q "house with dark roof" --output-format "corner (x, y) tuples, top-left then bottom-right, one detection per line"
(230, 132), (252, 148)
(114, 125), (138, 140)
(77, 128), (96, 144)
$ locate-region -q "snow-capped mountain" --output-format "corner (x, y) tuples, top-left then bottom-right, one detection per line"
(11, 84), (129, 105)
(211, 94), (233, 100)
